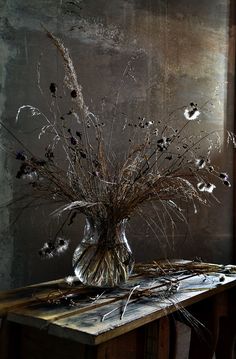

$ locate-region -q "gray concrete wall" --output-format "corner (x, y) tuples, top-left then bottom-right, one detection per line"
(0, 0), (233, 290)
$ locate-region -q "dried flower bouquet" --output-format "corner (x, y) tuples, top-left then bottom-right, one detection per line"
(1, 29), (233, 287)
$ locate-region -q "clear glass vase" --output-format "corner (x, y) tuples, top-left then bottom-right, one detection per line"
(72, 217), (134, 287)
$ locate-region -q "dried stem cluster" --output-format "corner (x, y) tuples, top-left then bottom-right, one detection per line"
(5, 30), (232, 256)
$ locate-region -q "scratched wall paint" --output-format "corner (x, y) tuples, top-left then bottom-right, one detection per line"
(0, 0), (233, 289)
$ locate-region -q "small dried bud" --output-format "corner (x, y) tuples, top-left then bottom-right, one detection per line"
(223, 180), (231, 187)
(219, 172), (228, 180)
(50, 82), (57, 95)
(70, 137), (77, 145)
(195, 158), (206, 169)
(16, 151), (26, 161)
(184, 103), (200, 121)
(71, 90), (77, 98)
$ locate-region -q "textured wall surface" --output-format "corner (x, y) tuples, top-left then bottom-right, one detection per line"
(0, 0), (233, 290)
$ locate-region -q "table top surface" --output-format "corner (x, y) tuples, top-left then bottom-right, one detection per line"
(1, 260), (236, 345)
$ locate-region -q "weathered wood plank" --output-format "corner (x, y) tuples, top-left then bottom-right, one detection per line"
(3, 276), (144, 327)
(0, 278), (71, 317)
(45, 274), (236, 345)
(0, 275), (175, 326)
(0, 274), (141, 318)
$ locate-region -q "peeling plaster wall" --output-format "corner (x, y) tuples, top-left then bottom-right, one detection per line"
(0, 0), (233, 289)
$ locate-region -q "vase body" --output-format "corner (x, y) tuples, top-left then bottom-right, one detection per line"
(72, 218), (134, 287)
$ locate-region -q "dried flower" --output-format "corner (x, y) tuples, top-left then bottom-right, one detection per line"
(55, 237), (70, 254)
(76, 131), (82, 139)
(71, 90), (77, 98)
(65, 276), (75, 286)
(39, 238), (69, 258)
(197, 182), (216, 193)
(218, 173), (231, 187)
(219, 274), (226, 282)
(195, 158), (206, 169)
(45, 147), (54, 160)
(145, 120), (154, 127)
(22, 171), (38, 181)
(16, 151), (26, 161)
(157, 137), (171, 151)
(49, 82), (57, 95)
(5, 30), (232, 270)
(223, 180), (231, 187)
(70, 136), (77, 145)
(197, 182), (205, 191)
(16, 163), (36, 179)
(39, 242), (55, 259)
(79, 150), (86, 158)
(219, 172), (228, 180)
(184, 103), (200, 121)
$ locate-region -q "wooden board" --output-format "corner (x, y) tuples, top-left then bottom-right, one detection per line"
(5, 272), (236, 345)
(0, 273), (141, 317)
(1, 274), (143, 325)
(0, 278), (76, 317)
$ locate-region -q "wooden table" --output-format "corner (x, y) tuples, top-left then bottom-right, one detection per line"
(0, 262), (236, 359)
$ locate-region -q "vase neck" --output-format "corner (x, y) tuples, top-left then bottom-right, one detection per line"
(84, 217), (128, 246)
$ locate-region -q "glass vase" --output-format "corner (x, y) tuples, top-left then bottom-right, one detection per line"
(72, 217), (134, 287)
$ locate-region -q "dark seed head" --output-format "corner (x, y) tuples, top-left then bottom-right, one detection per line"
(93, 160), (99, 167)
(44, 248), (53, 255)
(219, 173), (228, 180)
(223, 180), (231, 187)
(79, 150), (86, 158)
(76, 131), (82, 139)
(16, 151), (26, 161)
(50, 82), (57, 94)
(47, 242), (55, 249)
(58, 239), (65, 246)
(71, 90), (77, 98)
(70, 137), (77, 145)
(198, 183), (205, 190)
(45, 148), (54, 159)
